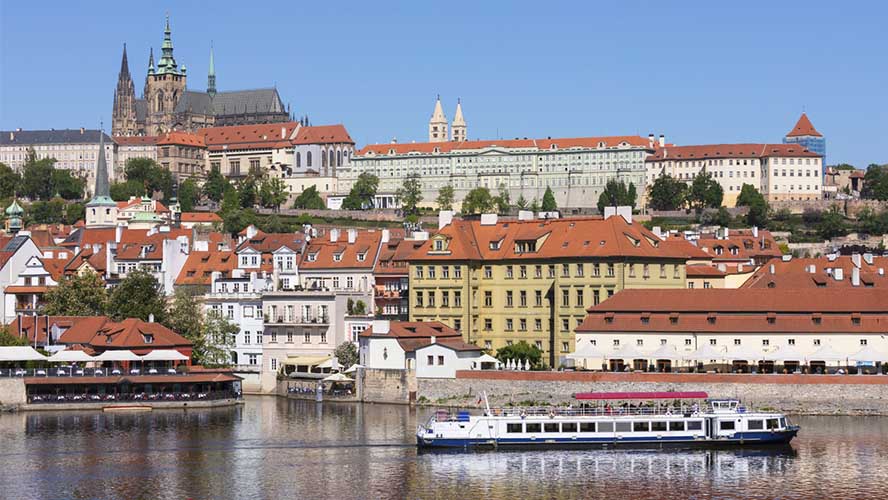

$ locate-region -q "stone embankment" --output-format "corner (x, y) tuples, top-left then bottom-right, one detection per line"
(416, 371), (888, 416)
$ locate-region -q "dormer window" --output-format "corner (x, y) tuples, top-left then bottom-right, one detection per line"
(357, 252), (367, 262)
(333, 252), (343, 262)
(307, 252), (318, 262)
(514, 240), (537, 254)
(489, 239), (502, 250)
(141, 333), (154, 344)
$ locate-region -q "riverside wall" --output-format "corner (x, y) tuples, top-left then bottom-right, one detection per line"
(416, 371), (888, 415)
(0, 379), (26, 410)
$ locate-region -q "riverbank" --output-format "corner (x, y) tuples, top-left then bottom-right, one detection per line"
(414, 371), (888, 416)
(21, 398), (243, 412)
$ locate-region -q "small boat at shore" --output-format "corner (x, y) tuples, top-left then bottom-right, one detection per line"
(102, 406), (153, 412)
(416, 391), (799, 450)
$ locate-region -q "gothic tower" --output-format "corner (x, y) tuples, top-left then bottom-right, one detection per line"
(207, 43), (217, 98)
(86, 131), (118, 228)
(451, 98), (466, 142)
(428, 95), (448, 143)
(144, 15), (187, 135)
(111, 44), (138, 136)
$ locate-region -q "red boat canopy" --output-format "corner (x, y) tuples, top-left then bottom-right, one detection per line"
(574, 391), (708, 401)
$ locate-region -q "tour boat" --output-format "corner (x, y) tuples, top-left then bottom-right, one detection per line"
(416, 391), (799, 450)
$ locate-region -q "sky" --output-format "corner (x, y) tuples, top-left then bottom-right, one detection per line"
(1, 1), (886, 168)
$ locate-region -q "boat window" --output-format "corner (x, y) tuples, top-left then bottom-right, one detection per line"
(633, 422), (650, 432)
(544, 423), (559, 433)
(747, 419), (764, 430)
(651, 421), (667, 432)
(506, 423), (523, 433)
(687, 421), (702, 431)
(767, 418), (780, 429)
(780, 418), (787, 428)
(598, 422), (614, 433)
(525, 423), (542, 433)
(615, 422), (632, 433)
(562, 422), (579, 433)
(720, 421), (736, 431)
(668, 421), (685, 432)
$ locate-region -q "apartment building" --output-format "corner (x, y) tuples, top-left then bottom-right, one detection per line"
(157, 131), (207, 181)
(373, 229), (422, 320)
(299, 228), (382, 298)
(406, 212), (701, 367)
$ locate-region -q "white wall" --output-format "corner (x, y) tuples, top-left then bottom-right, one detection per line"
(415, 344), (481, 378)
(360, 337), (405, 370)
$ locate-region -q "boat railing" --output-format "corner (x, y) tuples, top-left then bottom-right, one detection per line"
(430, 403), (754, 421)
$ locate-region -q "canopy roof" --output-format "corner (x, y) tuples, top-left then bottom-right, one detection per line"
(477, 353), (500, 364)
(607, 344), (647, 360)
(566, 342), (605, 360)
(725, 346), (765, 362)
(343, 364), (363, 374)
(767, 346), (805, 362)
(0, 346), (47, 361)
(47, 350), (95, 363)
(139, 349), (189, 361)
(317, 357), (340, 370)
(808, 344), (846, 362)
(322, 373), (353, 382)
(284, 355), (331, 367)
(575, 391), (709, 401)
(646, 344), (683, 361)
(849, 345), (887, 362)
(685, 344), (724, 361)
(93, 350), (141, 362)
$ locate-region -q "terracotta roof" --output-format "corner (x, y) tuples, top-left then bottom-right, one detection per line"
(785, 113), (822, 138)
(60, 227), (116, 248)
(199, 122), (299, 152)
(359, 321), (464, 352)
(357, 135), (652, 156)
(63, 244), (108, 274)
(646, 143), (820, 162)
(5, 285), (49, 294)
(686, 265), (727, 278)
(742, 256), (888, 289)
(374, 232), (421, 276)
(300, 229), (382, 270)
(407, 216), (697, 262)
(156, 131), (206, 147)
(7, 316), (100, 344)
(176, 250), (237, 286)
(292, 124), (353, 145)
(180, 212), (222, 223)
(115, 230), (190, 261)
(236, 232), (305, 254)
(113, 135), (159, 146)
(59, 317), (192, 350)
(116, 198), (171, 214)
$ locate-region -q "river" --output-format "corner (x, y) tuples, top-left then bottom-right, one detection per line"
(0, 396), (886, 499)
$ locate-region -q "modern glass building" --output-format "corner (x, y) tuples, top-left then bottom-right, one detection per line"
(783, 113), (825, 173)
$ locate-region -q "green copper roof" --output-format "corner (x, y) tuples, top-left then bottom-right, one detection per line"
(87, 196), (117, 207)
(5, 198), (23, 216)
(131, 211), (162, 221)
(155, 15), (183, 76)
(207, 44), (216, 97)
(87, 131), (112, 206)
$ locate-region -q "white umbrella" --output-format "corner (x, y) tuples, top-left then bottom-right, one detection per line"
(608, 344), (647, 361)
(725, 345), (764, 362)
(769, 346), (805, 362)
(139, 350), (189, 361)
(808, 344), (846, 362)
(322, 372), (353, 382)
(566, 343), (606, 360)
(507, 359), (514, 370)
(47, 350), (95, 363)
(0, 346), (47, 361)
(685, 344), (725, 362)
(93, 350), (141, 362)
(646, 344), (683, 361)
(343, 364), (363, 374)
(849, 345), (887, 363)
(317, 357), (340, 370)
(523, 359), (530, 371)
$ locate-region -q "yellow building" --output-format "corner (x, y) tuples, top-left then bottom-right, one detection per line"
(406, 214), (706, 367)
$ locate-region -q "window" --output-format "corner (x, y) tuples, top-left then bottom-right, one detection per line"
(535, 340), (543, 350)
(562, 422), (579, 433)
(304, 330), (311, 343)
(562, 264), (570, 277)
(762, 339), (769, 346)
(270, 331), (278, 343)
(454, 266), (462, 279)
(415, 266), (423, 279)
(525, 423), (542, 433)
(442, 266), (449, 279)
(636, 339), (644, 346)
(506, 266), (513, 279)
(438, 356), (444, 365)
(505, 318), (514, 330)
(484, 266), (493, 278)
(561, 289), (570, 307)
(415, 291), (423, 307)
(535, 290), (543, 307)
(320, 330), (327, 343)
(520, 290), (527, 307)
(506, 290), (514, 307)
(244, 331), (251, 344)
(507, 423), (523, 433)
(576, 289), (584, 307)
(442, 291), (449, 307)
(592, 263), (600, 277)
(684, 339), (692, 346)
(687, 421), (703, 431)
(598, 422), (614, 433)
(427, 292), (436, 307)
(562, 319), (570, 331)
(709, 339), (717, 346)
(535, 265), (542, 278)
(748, 420), (764, 430)
(454, 319), (462, 332)
(613, 339), (620, 347)
(668, 421), (684, 432)
(607, 264), (615, 277)
(615, 422), (632, 433)
(428, 266), (435, 278)
(562, 342), (570, 352)
(427, 355), (434, 366)
(484, 319), (492, 330)
(534, 319), (542, 331)
(788, 339), (796, 345)
(484, 291), (493, 307)
(548, 265), (556, 278)
(633, 422), (650, 432)
(544, 423), (559, 433)
(719, 421), (736, 431)
(454, 291), (462, 307)
(861, 339), (868, 346)
(814, 339), (821, 346)
(519, 318), (527, 331)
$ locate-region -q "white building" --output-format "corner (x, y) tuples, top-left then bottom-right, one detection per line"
(113, 135), (158, 179)
(299, 228), (382, 297)
(0, 234), (47, 323)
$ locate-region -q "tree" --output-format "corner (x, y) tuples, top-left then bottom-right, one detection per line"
(342, 173), (379, 210)
(177, 179), (200, 212)
(20, 149), (57, 200)
(165, 290), (236, 367)
(110, 180), (145, 201)
(107, 269), (167, 322)
(818, 206), (848, 240)
(856, 206), (888, 235)
(64, 202), (85, 225)
(648, 174), (687, 211)
(259, 176), (289, 212)
(736, 183), (769, 227)
(460, 187), (494, 214)
(203, 164), (228, 203)
(494, 184), (511, 215)
(0, 162), (21, 199)
(861, 164), (888, 201)
(529, 198), (540, 212)
(597, 179), (637, 213)
(0, 327), (28, 347)
(292, 185), (326, 209)
(436, 184), (455, 211)
(516, 194), (528, 209)
(27, 199), (65, 224)
(51, 169), (86, 200)
(495, 341), (543, 369)
(353, 300), (367, 315)
(124, 158), (174, 201)
(238, 175), (259, 208)
(396, 173), (423, 216)
(43, 271), (108, 316)
(334, 341), (359, 368)
(259, 213), (290, 233)
(541, 186), (557, 212)
(687, 172), (724, 210)
(223, 208), (257, 235)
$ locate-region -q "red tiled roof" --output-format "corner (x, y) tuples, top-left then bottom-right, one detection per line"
(357, 135), (652, 156)
(59, 317), (192, 350)
(180, 212), (222, 223)
(157, 131), (205, 147)
(176, 250), (237, 286)
(63, 244), (108, 274)
(300, 229), (382, 270)
(113, 135), (159, 146)
(7, 316), (99, 344)
(742, 256), (888, 289)
(5, 285), (48, 294)
(374, 232), (420, 276)
(292, 124), (353, 145)
(646, 143), (820, 162)
(236, 232), (305, 254)
(199, 122), (299, 152)
(785, 113), (822, 138)
(359, 321), (464, 352)
(686, 265), (727, 278)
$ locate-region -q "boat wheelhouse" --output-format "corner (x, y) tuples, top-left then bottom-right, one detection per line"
(417, 392), (798, 450)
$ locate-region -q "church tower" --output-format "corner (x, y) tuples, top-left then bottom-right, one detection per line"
(207, 43), (217, 98)
(428, 95), (448, 143)
(111, 44), (139, 137)
(451, 98), (466, 142)
(144, 15), (187, 135)
(86, 131), (118, 228)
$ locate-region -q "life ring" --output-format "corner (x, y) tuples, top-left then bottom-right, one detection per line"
(548, 410), (556, 419)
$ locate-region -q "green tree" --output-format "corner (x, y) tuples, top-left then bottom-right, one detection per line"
(687, 172), (724, 210)
(64, 202), (86, 225)
(712, 206), (733, 227)
(0, 327), (28, 346)
(238, 175), (259, 208)
(861, 164), (888, 201)
(223, 208), (257, 235)
(203, 164), (228, 203)
(648, 174), (687, 211)
(460, 187), (494, 214)
(21, 149), (57, 200)
(494, 184), (511, 215)
(736, 184), (769, 227)
(396, 172), (423, 216)
(292, 185), (326, 209)
(51, 169), (86, 200)
(342, 173), (379, 210)
(165, 290), (236, 367)
(529, 198), (541, 212)
(541, 186), (557, 212)
(516, 194), (528, 209)
(830, 163), (857, 171)
(0, 162), (21, 199)
(856, 206), (888, 235)
(43, 271), (108, 316)
(495, 341), (543, 369)
(124, 158), (174, 201)
(334, 342), (359, 368)
(436, 184), (455, 211)
(177, 179), (200, 212)
(27, 199), (66, 224)
(110, 180), (145, 201)
(259, 213), (290, 233)
(259, 176), (289, 211)
(353, 300), (367, 315)
(818, 206), (848, 239)
(107, 269), (167, 322)
(597, 179), (637, 213)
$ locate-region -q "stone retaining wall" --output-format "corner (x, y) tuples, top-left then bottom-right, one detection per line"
(417, 371), (888, 415)
(358, 368), (416, 405)
(0, 379), (26, 410)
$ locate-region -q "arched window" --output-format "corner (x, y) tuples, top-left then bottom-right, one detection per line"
(337, 150), (342, 167)
(307, 151), (312, 167)
(322, 150), (328, 168)
(155, 91), (164, 112)
(295, 152), (301, 168)
(329, 150), (335, 167)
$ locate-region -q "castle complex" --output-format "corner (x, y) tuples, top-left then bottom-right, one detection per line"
(112, 16), (291, 137)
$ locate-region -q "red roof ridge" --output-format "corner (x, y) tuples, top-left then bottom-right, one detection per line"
(786, 113), (822, 138)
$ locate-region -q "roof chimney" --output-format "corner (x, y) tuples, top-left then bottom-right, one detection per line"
(438, 210), (454, 230)
(148, 313), (155, 323)
(430, 336), (436, 344)
(480, 213), (498, 226)
(8, 131), (13, 141)
(648, 134), (654, 148)
(659, 134), (665, 147)
(752, 226), (759, 238)
(381, 229), (390, 243)
(852, 267), (860, 287)
(80, 127), (85, 134)
(329, 228), (339, 243)
(851, 254), (861, 268)
(834, 268), (844, 281)
(281, 127), (286, 139)
(347, 228), (357, 244)
(769, 264), (775, 274)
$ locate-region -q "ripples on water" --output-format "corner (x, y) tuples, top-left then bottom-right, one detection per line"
(0, 397), (886, 499)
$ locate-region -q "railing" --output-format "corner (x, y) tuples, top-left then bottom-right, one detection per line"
(233, 364), (261, 373)
(432, 403), (733, 420)
(27, 390), (240, 404)
(0, 367), (183, 378)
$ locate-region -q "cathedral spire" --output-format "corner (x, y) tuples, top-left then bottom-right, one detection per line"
(451, 98), (466, 142)
(428, 95), (448, 143)
(156, 14), (181, 75)
(147, 47), (155, 75)
(207, 43), (217, 98)
(119, 43), (130, 78)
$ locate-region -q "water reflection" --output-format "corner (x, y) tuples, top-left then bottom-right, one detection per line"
(0, 400), (885, 499)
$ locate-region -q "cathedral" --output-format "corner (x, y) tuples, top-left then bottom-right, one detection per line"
(112, 16), (291, 136)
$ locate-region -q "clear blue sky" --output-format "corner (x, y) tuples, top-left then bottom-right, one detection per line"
(1, 1), (886, 167)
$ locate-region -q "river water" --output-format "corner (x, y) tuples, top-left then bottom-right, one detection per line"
(0, 396), (886, 499)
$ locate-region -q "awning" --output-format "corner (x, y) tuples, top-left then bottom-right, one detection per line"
(725, 346), (764, 362)
(646, 344), (683, 361)
(283, 355), (331, 367)
(93, 350), (142, 362)
(317, 357), (340, 370)
(849, 346), (887, 363)
(322, 373), (353, 383)
(0, 346), (47, 362)
(607, 344), (647, 360)
(47, 350), (95, 363)
(768, 346), (804, 362)
(477, 354), (500, 364)
(808, 344), (846, 362)
(685, 344), (725, 362)
(566, 342), (605, 360)
(575, 391), (708, 401)
(139, 350), (189, 361)
(343, 364), (363, 374)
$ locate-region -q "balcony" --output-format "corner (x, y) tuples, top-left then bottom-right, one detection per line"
(233, 364), (262, 374)
(270, 315), (330, 326)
